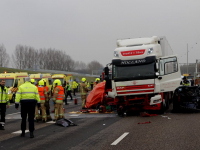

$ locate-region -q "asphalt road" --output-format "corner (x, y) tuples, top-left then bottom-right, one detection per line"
(1, 93), (200, 150)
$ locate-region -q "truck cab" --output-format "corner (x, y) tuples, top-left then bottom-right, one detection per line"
(108, 36), (181, 113)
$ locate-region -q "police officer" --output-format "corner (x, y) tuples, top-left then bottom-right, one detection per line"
(181, 76), (190, 86)
(0, 79), (10, 130)
(15, 77), (40, 138)
(73, 80), (78, 96)
(80, 78), (89, 109)
(53, 79), (65, 121)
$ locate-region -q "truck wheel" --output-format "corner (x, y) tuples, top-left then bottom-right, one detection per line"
(172, 96), (180, 113)
(165, 93), (169, 110)
(158, 101), (166, 114)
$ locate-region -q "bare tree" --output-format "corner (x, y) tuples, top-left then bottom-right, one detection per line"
(87, 60), (104, 74)
(0, 44), (10, 67)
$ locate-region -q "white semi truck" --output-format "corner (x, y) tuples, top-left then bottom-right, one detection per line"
(106, 36), (181, 114)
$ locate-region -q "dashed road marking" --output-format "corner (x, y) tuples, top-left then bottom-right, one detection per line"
(46, 121), (55, 124)
(111, 132), (129, 145)
(12, 130), (29, 134)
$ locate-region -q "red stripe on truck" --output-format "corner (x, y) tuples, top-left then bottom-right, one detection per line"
(117, 90), (154, 95)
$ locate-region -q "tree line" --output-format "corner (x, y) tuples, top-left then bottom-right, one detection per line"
(0, 44), (104, 74)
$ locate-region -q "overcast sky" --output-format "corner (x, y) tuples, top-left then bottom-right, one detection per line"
(0, 0), (200, 67)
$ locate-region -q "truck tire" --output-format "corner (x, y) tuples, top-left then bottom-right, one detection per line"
(158, 100), (166, 114)
(172, 96), (180, 113)
(165, 93), (169, 110)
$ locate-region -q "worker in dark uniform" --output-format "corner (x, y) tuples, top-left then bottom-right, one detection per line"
(180, 76), (190, 86)
(15, 77), (40, 138)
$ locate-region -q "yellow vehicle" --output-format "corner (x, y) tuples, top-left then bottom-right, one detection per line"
(0, 72), (28, 102)
(29, 73), (53, 92)
(52, 74), (73, 90)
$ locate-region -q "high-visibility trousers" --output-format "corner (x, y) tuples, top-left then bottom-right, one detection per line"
(41, 103), (47, 121)
(81, 95), (87, 109)
(54, 103), (64, 121)
(35, 105), (41, 120)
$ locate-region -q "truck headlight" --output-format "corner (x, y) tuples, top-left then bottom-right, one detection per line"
(147, 48), (153, 55)
(114, 51), (119, 57)
(8, 90), (11, 94)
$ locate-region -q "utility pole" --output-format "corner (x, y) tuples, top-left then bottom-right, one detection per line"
(187, 43), (188, 74)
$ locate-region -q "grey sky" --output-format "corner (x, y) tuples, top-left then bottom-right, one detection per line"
(0, 0), (199, 67)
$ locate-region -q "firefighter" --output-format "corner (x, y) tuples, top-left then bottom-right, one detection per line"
(0, 79), (10, 130)
(90, 81), (94, 90)
(181, 76), (190, 86)
(80, 78), (89, 109)
(53, 79), (65, 121)
(31, 79), (35, 85)
(73, 80), (78, 96)
(66, 82), (72, 102)
(43, 79), (52, 121)
(15, 77), (40, 138)
(93, 78), (100, 88)
(37, 80), (48, 122)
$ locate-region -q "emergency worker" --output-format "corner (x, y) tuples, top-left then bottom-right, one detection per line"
(37, 80), (48, 122)
(86, 81), (90, 89)
(93, 78), (100, 88)
(0, 79), (10, 130)
(31, 79), (35, 85)
(65, 82), (72, 101)
(181, 76), (190, 86)
(15, 77), (40, 138)
(80, 78), (89, 109)
(73, 80), (78, 96)
(53, 79), (65, 121)
(43, 79), (52, 121)
(90, 81), (94, 90)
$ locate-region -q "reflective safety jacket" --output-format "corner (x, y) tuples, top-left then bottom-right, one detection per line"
(80, 82), (88, 96)
(38, 86), (48, 103)
(182, 80), (190, 86)
(53, 85), (64, 104)
(15, 81), (40, 105)
(73, 81), (78, 89)
(66, 84), (71, 91)
(87, 82), (90, 88)
(0, 85), (9, 105)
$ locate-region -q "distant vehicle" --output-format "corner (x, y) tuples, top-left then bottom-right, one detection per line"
(0, 72), (28, 102)
(106, 36), (181, 115)
(29, 73), (53, 92)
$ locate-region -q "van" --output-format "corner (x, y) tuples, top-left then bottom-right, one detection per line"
(0, 72), (28, 102)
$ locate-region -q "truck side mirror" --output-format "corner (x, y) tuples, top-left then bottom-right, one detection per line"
(104, 67), (109, 75)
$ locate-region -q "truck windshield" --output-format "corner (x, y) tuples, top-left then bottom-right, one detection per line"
(4, 79), (14, 88)
(113, 62), (155, 81)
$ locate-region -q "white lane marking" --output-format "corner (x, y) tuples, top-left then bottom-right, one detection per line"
(111, 132), (129, 145)
(46, 121), (55, 124)
(12, 130), (29, 134)
(69, 114), (80, 117)
(7, 112), (20, 116)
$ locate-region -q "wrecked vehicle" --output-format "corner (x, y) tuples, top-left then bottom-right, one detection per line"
(173, 86), (200, 112)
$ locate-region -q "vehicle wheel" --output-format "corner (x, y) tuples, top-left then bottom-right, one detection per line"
(158, 100), (166, 114)
(165, 93), (169, 110)
(172, 96), (180, 113)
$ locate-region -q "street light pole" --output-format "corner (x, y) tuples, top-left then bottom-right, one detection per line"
(187, 43), (188, 74)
